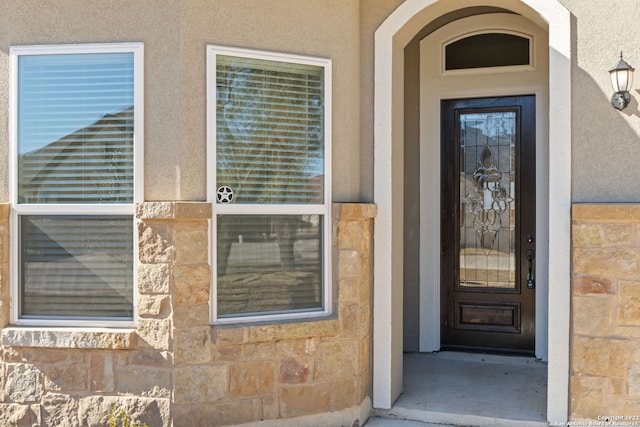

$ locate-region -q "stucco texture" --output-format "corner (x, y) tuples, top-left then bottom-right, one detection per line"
(562, 0), (640, 202)
(0, 0), (361, 202)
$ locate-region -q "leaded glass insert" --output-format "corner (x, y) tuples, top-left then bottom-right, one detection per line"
(459, 111), (516, 289)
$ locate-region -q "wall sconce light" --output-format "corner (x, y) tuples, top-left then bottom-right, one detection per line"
(610, 52), (635, 110)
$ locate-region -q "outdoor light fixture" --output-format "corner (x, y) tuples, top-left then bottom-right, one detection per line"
(610, 52), (635, 110)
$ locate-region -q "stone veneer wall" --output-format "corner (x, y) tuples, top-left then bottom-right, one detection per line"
(571, 204), (640, 419)
(0, 202), (374, 427)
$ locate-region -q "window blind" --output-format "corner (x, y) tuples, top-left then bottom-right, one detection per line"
(216, 55), (324, 204)
(20, 216), (134, 318)
(18, 53), (134, 204)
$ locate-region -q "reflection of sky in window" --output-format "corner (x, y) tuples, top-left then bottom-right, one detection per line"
(461, 112), (515, 138)
(18, 53), (134, 154)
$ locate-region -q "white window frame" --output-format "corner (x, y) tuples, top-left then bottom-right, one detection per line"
(206, 45), (332, 324)
(9, 43), (144, 327)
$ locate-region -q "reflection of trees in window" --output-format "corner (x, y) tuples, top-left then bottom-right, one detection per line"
(216, 56), (324, 204)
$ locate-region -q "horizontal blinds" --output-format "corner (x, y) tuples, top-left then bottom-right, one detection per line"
(216, 55), (324, 204)
(20, 215), (134, 318)
(18, 53), (134, 204)
(216, 214), (322, 316)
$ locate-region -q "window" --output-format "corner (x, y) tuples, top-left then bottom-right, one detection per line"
(444, 32), (531, 72)
(207, 46), (331, 323)
(10, 43), (143, 326)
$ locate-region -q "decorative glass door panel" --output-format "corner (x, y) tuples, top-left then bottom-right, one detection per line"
(459, 111), (516, 290)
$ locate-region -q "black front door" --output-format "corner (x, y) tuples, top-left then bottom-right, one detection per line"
(440, 95), (536, 353)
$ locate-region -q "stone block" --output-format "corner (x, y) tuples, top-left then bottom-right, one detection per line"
(573, 204), (640, 223)
(0, 403), (40, 426)
(570, 376), (610, 420)
(314, 340), (358, 380)
(276, 338), (316, 357)
(244, 342), (276, 360)
(173, 365), (228, 404)
(279, 358), (312, 384)
(573, 275), (615, 295)
(604, 224), (635, 246)
(339, 250), (362, 279)
(229, 361), (278, 398)
(338, 220), (364, 251)
(340, 303), (359, 336)
(173, 327), (212, 365)
(328, 377), (359, 411)
(629, 364), (640, 396)
(129, 349), (172, 368)
(90, 352), (114, 392)
(248, 320), (338, 343)
(572, 336), (610, 377)
(618, 281), (640, 326)
(16, 348), (84, 365)
(339, 276), (360, 301)
(137, 318), (171, 351)
(44, 363), (87, 391)
(174, 221), (208, 265)
(6, 364), (43, 403)
(136, 202), (175, 219)
(610, 340), (633, 378)
(213, 345), (243, 362)
(359, 304), (371, 338)
(573, 247), (640, 278)
(279, 382), (332, 418)
(572, 295), (613, 337)
(137, 295), (169, 317)
(79, 396), (170, 427)
(174, 202), (212, 219)
(213, 327), (246, 345)
(173, 398), (261, 427)
(173, 304), (210, 328)
(359, 336), (371, 375)
(1, 328), (134, 349)
(611, 397), (640, 415)
(42, 393), (79, 427)
(173, 265), (210, 306)
(115, 367), (171, 398)
(334, 203), (377, 220)
(138, 222), (174, 263)
(138, 263), (170, 294)
(262, 394), (279, 420)
(572, 224), (605, 247)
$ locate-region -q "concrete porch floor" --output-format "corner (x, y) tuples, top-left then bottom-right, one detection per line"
(369, 352), (548, 427)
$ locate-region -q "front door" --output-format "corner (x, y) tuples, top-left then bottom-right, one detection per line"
(440, 95), (535, 353)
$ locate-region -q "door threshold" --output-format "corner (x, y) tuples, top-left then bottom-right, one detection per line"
(418, 350), (545, 366)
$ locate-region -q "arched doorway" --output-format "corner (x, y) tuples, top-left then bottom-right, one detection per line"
(372, 0), (571, 424)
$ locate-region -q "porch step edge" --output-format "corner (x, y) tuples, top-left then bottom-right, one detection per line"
(373, 407), (549, 427)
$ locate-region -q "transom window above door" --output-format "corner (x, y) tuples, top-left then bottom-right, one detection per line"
(443, 31), (533, 74)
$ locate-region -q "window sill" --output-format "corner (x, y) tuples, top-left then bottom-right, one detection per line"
(1, 327), (136, 349)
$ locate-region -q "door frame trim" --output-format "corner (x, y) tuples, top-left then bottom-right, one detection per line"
(372, 0), (571, 424)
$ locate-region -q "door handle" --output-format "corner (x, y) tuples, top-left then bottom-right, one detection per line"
(526, 249), (535, 289)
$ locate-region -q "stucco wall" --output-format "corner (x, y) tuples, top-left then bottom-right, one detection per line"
(0, 0), (362, 202)
(561, 0), (640, 203)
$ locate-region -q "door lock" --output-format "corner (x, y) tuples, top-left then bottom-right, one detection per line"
(526, 249), (535, 289)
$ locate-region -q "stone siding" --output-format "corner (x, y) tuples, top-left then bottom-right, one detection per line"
(571, 204), (640, 419)
(0, 202), (374, 426)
